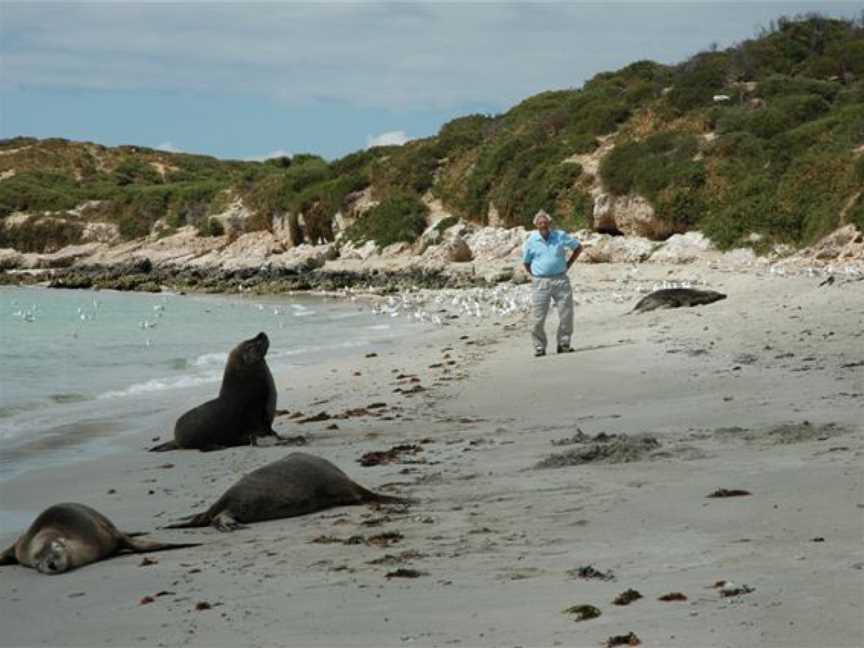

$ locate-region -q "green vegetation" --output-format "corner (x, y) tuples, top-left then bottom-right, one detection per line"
(344, 193), (429, 247)
(0, 217), (84, 253)
(1, 14), (862, 253)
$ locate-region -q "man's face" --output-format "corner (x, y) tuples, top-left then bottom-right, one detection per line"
(537, 219), (551, 238)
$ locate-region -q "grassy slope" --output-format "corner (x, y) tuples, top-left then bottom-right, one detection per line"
(1, 14), (862, 253)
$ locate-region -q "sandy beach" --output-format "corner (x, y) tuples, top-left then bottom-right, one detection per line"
(1, 261), (862, 648)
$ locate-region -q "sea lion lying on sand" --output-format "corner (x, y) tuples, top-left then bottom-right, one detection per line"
(631, 288), (727, 314)
(151, 332), (277, 452)
(166, 452), (414, 531)
(0, 503), (200, 574)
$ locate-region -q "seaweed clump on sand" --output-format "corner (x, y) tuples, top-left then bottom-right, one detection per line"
(534, 434), (660, 469)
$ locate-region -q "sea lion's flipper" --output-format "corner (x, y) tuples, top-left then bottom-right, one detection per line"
(358, 486), (417, 506)
(121, 536), (202, 554)
(0, 543), (18, 565)
(162, 512), (212, 529)
(149, 440), (179, 452)
(212, 512), (246, 532)
(199, 444), (229, 453)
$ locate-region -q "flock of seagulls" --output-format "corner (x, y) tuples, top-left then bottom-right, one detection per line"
(367, 284), (535, 327)
(6, 260), (860, 333)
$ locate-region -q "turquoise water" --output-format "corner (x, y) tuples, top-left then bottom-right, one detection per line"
(0, 286), (422, 480)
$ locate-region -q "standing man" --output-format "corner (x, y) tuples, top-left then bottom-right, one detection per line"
(522, 210), (582, 357)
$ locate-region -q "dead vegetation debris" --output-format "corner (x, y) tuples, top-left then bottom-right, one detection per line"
(359, 444), (424, 466)
(562, 604), (602, 621)
(606, 632), (641, 647)
(707, 488), (752, 498)
(385, 568), (428, 579)
(658, 592), (688, 602)
(551, 429), (620, 446)
(567, 565), (615, 581)
(613, 589), (643, 606)
(535, 435), (660, 468)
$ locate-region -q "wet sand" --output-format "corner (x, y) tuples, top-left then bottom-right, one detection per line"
(1, 263), (862, 648)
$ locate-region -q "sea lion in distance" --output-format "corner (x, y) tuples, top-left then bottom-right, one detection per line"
(631, 288), (727, 314)
(165, 453), (414, 531)
(0, 503), (200, 575)
(151, 332), (277, 452)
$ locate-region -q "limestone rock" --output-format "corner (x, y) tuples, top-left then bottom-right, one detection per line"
(592, 192), (675, 239)
(487, 202), (504, 228)
(445, 237), (473, 263)
(717, 247), (757, 267)
(381, 242), (413, 257)
(649, 232), (714, 264)
(34, 243), (106, 269)
(464, 226), (528, 261)
(0, 248), (24, 270)
(510, 265), (531, 285)
(807, 224), (864, 261)
(340, 240), (380, 261)
(80, 222), (121, 244)
(578, 234), (656, 263)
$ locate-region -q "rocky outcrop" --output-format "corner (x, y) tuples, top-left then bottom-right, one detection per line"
(444, 237), (473, 263)
(648, 232), (714, 263)
(795, 224), (864, 263)
(591, 192), (679, 240)
(579, 233), (657, 264)
(464, 226), (528, 261)
(5, 213), (862, 294)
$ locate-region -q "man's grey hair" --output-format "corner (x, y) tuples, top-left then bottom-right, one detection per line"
(533, 210), (552, 226)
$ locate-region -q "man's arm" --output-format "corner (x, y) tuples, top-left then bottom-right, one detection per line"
(566, 243), (582, 269)
(523, 262), (533, 277)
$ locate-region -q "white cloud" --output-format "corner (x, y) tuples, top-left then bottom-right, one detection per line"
(155, 141), (182, 153)
(366, 131), (410, 149)
(2, 3), (860, 110)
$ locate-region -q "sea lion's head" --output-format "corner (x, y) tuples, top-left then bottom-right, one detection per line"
(236, 332), (269, 366)
(34, 539), (70, 575)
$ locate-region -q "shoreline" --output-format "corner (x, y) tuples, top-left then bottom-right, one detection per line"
(1, 262), (862, 647)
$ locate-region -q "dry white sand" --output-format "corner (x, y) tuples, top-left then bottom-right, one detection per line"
(1, 263), (862, 648)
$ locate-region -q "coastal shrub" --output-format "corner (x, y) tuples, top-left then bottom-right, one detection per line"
(344, 192), (429, 247)
(329, 149), (380, 177)
(0, 218), (84, 253)
(773, 151), (860, 244)
(599, 132), (706, 234)
(437, 114), (496, 154)
(701, 190), (778, 250)
(0, 172), (83, 216)
(560, 190), (593, 231)
(432, 216), (459, 234)
(493, 155), (583, 227)
(202, 217), (225, 237)
(666, 52), (731, 112)
(112, 159), (162, 186)
(600, 132), (703, 198)
(371, 140), (441, 196)
(758, 74), (841, 101)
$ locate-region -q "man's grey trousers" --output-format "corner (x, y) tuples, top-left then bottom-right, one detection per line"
(531, 273), (573, 351)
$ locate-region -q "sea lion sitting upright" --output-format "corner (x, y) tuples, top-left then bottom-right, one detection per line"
(631, 288), (727, 314)
(0, 503), (200, 575)
(151, 332), (277, 452)
(165, 452), (414, 531)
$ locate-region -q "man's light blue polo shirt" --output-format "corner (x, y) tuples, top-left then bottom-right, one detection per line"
(522, 230), (581, 277)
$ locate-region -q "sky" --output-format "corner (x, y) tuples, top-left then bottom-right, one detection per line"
(1, 1), (861, 161)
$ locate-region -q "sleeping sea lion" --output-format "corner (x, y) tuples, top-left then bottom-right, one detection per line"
(150, 331), (277, 452)
(165, 452), (414, 532)
(0, 503), (200, 574)
(631, 288), (727, 314)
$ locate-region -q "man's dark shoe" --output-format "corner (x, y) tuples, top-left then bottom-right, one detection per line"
(557, 345), (575, 354)
(534, 348), (546, 357)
